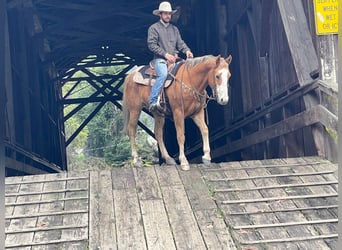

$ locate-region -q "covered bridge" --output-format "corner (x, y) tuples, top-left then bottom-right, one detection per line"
(1, 0), (339, 249)
(1, 0), (338, 175)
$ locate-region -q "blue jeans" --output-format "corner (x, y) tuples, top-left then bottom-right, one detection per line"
(149, 58), (168, 105)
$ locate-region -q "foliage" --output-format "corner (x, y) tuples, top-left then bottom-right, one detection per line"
(85, 102), (132, 167)
(63, 62), (157, 169)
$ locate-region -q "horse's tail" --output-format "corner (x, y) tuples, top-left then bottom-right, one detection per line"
(122, 76), (130, 136)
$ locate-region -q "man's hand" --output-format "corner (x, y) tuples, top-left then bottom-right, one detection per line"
(186, 51), (194, 58)
(165, 53), (176, 63)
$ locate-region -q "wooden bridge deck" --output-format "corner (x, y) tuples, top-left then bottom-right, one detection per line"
(5, 157), (338, 249)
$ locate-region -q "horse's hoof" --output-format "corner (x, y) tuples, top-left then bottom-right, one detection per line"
(165, 158), (176, 165)
(202, 158), (211, 166)
(180, 164), (190, 171)
(134, 161), (144, 168)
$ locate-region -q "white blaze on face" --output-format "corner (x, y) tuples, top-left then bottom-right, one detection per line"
(216, 68), (229, 105)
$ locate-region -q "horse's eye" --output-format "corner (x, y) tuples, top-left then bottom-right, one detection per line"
(215, 75), (220, 79)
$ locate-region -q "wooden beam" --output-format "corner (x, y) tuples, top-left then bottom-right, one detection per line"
(203, 161), (321, 171)
(208, 170), (335, 182)
(63, 77), (120, 121)
(62, 96), (122, 105)
(0, 0), (7, 247)
(233, 218), (338, 230)
(222, 193), (337, 205)
(5, 196), (88, 206)
(5, 158), (48, 175)
(226, 204), (338, 215)
(16, 7), (33, 150)
(277, 0), (319, 84)
(65, 101), (106, 146)
(211, 104), (337, 158)
(6, 0), (31, 9)
(215, 181), (338, 192)
(259, 0), (274, 56)
(4, 142), (63, 173)
(240, 234), (338, 245)
(6, 210), (88, 220)
(226, 0), (252, 34)
(3, 10), (15, 144)
(36, 1), (94, 11)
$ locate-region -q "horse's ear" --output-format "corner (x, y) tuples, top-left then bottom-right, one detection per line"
(215, 55), (221, 67)
(226, 55), (232, 64)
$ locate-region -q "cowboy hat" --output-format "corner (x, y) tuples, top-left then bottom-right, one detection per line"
(153, 1), (177, 16)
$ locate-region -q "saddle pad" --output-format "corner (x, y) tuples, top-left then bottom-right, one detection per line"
(133, 61), (184, 87)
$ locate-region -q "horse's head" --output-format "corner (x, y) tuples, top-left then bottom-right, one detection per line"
(209, 55), (232, 105)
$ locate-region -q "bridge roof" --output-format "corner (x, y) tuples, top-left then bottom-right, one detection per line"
(8, 0), (194, 75)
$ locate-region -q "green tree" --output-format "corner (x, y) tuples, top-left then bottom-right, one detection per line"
(63, 61), (158, 169)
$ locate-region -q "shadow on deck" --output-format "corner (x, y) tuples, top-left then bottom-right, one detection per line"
(5, 157), (338, 249)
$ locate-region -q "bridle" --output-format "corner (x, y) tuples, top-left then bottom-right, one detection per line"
(168, 62), (218, 108)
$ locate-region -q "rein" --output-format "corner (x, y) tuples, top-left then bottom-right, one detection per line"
(168, 63), (216, 108)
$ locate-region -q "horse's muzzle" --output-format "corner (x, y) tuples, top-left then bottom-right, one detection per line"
(217, 97), (229, 105)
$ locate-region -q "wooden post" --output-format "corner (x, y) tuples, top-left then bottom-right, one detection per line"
(278, 0), (336, 160)
(17, 7), (33, 150)
(338, 4), (342, 248)
(277, 0), (319, 85)
(0, 0), (7, 247)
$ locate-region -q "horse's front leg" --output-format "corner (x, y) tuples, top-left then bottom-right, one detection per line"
(154, 115), (176, 165)
(191, 109), (211, 165)
(173, 110), (190, 171)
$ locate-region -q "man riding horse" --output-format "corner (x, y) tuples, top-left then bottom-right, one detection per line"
(147, 1), (194, 113)
(122, 2), (232, 171)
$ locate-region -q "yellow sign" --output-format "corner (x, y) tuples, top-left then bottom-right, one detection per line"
(314, 0), (338, 35)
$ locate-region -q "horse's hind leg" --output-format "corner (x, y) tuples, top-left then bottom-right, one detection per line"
(154, 115), (176, 165)
(191, 109), (211, 165)
(127, 109), (143, 167)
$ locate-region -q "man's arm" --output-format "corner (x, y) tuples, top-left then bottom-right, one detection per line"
(174, 26), (192, 57)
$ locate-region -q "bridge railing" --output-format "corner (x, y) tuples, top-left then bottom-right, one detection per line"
(187, 80), (337, 163)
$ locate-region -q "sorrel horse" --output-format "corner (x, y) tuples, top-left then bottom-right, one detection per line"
(122, 55), (232, 170)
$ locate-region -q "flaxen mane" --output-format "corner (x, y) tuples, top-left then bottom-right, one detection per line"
(184, 55), (215, 67)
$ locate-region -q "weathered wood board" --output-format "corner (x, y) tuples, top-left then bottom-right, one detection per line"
(5, 157), (337, 249)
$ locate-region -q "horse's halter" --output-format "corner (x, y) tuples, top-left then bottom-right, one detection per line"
(170, 57), (229, 107)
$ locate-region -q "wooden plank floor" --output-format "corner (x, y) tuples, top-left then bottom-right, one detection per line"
(202, 157), (338, 250)
(5, 157), (338, 249)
